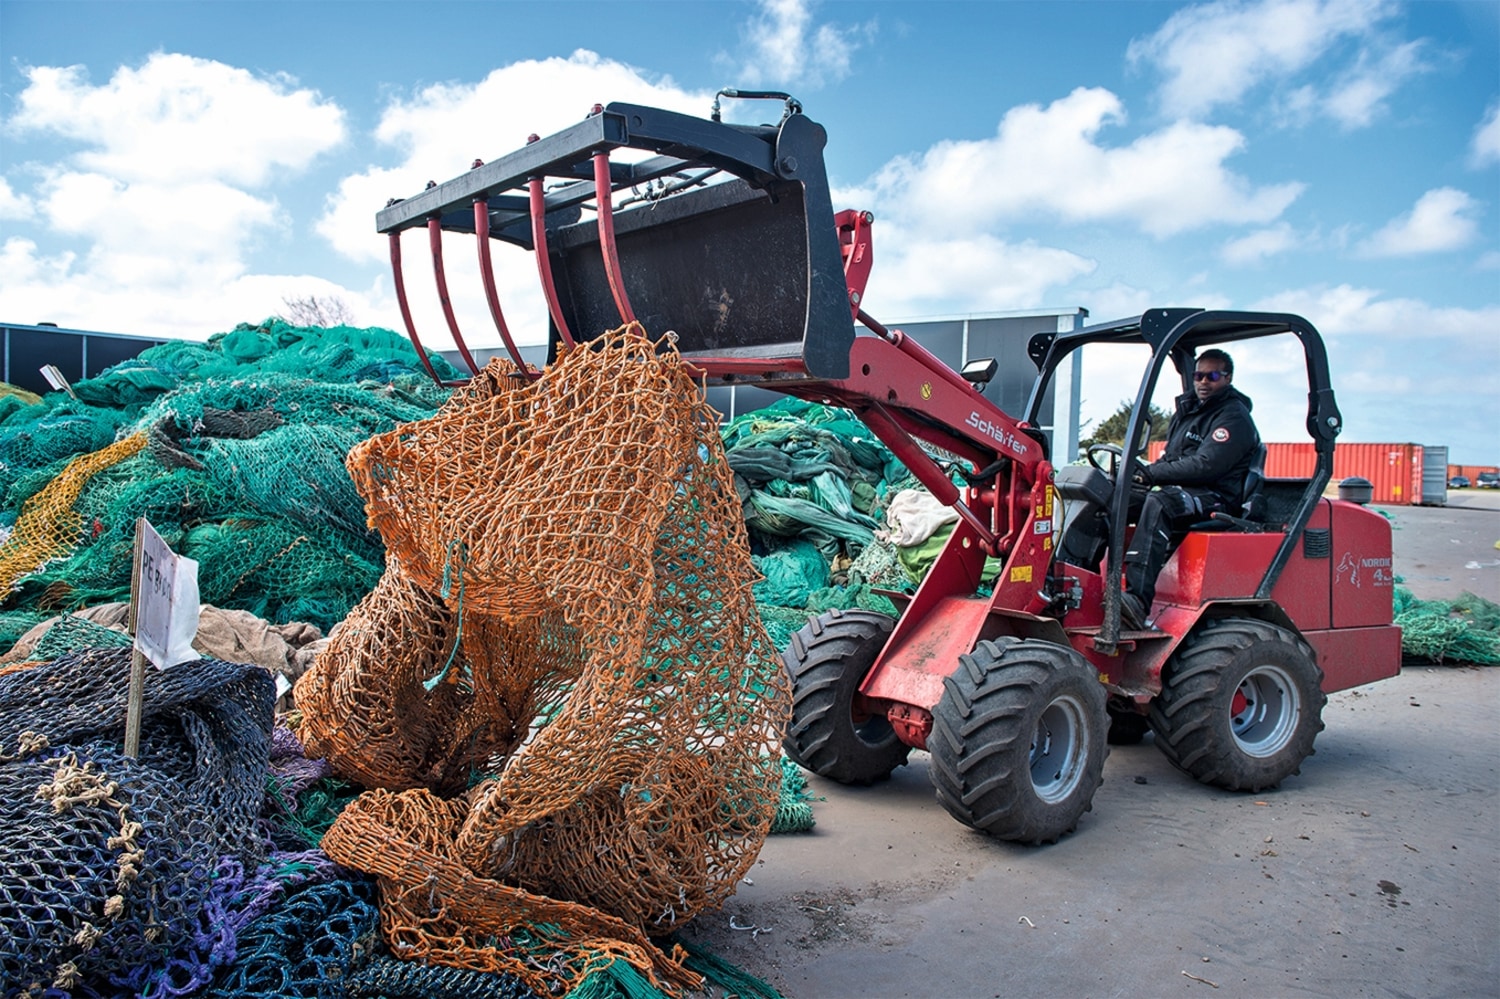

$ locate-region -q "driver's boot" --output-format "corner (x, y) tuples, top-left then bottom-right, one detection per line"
(1121, 561), (1155, 631)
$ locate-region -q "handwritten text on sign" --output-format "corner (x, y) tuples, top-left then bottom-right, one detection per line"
(134, 518), (201, 669)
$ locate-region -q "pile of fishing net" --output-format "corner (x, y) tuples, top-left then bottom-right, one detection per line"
(1393, 587), (1500, 665)
(0, 603), (327, 702)
(723, 398), (927, 649)
(0, 319), (458, 648)
(294, 324), (790, 995)
(0, 647), (276, 995)
(0, 646), (786, 998)
(0, 643), (548, 998)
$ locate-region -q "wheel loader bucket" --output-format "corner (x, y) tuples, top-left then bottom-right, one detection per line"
(375, 101), (857, 383)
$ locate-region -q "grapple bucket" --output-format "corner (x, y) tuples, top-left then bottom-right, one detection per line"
(376, 100), (857, 382)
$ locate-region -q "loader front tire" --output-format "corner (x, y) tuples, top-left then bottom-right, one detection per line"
(783, 609), (910, 785)
(928, 638), (1108, 845)
(1149, 618), (1326, 792)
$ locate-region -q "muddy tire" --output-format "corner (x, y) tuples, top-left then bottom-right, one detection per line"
(783, 609), (910, 785)
(1149, 618), (1326, 791)
(928, 637), (1108, 844)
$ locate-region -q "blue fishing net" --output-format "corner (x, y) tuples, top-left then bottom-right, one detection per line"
(0, 648), (274, 997)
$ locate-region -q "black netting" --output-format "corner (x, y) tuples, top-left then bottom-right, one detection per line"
(0, 649), (274, 996)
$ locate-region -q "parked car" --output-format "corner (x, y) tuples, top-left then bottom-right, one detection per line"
(1477, 472), (1500, 489)
(1449, 475), (1471, 488)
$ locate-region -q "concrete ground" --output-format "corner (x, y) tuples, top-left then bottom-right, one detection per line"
(684, 495), (1500, 998)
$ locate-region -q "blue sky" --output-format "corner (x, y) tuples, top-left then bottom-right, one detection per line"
(1, 0), (1496, 461)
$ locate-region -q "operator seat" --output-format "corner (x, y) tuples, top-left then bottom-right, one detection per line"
(1192, 442), (1267, 531)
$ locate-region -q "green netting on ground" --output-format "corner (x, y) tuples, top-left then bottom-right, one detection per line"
(770, 755), (817, 834)
(0, 403), (136, 515)
(0, 318), (457, 630)
(724, 397), (914, 560)
(1393, 587), (1500, 665)
(727, 399), (921, 654)
(752, 539), (830, 608)
(28, 611), (132, 659)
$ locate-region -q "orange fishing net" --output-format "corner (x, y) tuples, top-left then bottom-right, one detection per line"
(296, 325), (789, 994)
(0, 433), (147, 593)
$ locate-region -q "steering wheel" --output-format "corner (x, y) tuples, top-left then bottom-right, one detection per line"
(1086, 442), (1124, 478)
(1088, 442), (1151, 485)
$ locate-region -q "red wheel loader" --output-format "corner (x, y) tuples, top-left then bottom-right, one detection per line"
(375, 92), (1402, 844)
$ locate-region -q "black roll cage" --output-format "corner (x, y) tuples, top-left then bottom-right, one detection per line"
(1023, 308), (1343, 645)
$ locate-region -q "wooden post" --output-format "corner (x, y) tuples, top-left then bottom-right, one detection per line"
(124, 518), (147, 758)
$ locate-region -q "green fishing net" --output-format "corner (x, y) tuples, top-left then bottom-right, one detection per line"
(0, 319), (457, 630)
(1393, 587), (1500, 665)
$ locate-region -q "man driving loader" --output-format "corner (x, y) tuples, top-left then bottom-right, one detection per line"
(1120, 348), (1260, 629)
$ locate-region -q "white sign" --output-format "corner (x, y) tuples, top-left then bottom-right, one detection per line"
(134, 518), (201, 669)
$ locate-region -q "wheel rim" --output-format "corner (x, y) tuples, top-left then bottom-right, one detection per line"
(849, 694), (895, 748)
(1230, 664), (1301, 757)
(1030, 694), (1089, 803)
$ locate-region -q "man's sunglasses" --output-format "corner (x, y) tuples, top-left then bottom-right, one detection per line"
(1193, 370), (1229, 382)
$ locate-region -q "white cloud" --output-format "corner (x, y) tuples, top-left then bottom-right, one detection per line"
(1128, 0), (1408, 124)
(1471, 102), (1500, 168)
(1358, 188), (1481, 257)
(1081, 285), (1158, 324)
(0, 233), (381, 336)
(730, 0), (877, 89)
(861, 88), (1302, 239)
(1220, 223), (1299, 265)
(0, 53), (354, 338)
(8, 54), (347, 185)
(1254, 283), (1500, 347)
(0, 178), (34, 220)
(865, 229), (1095, 318)
(1318, 40), (1428, 129)
(1248, 285), (1500, 455)
(318, 51), (714, 347)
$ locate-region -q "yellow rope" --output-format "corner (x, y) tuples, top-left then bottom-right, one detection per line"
(0, 433), (147, 592)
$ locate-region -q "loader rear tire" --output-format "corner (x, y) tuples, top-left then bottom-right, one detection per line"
(782, 609), (910, 785)
(928, 638), (1108, 845)
(1149, 618), (1326, 792)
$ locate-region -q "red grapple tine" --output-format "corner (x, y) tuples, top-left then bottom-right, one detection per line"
(388, 230), (448, 387)
(529, 175), (576, 349)
(427, 217), (482, 375)
(473, 199), (535, 377)
(592, 150), (636, 326)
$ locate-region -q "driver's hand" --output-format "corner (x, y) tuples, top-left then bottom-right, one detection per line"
(1132, 465), (1150, 485)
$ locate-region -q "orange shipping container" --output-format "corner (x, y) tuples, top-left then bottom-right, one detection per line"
(1447, 464), (1498, 483)
(1145, 441), (1430, 505)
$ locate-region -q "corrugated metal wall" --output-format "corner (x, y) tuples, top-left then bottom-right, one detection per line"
(0, 322), (166, 395)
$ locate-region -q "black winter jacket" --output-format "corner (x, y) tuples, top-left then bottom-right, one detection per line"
(1141, 385), (1259, 504)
